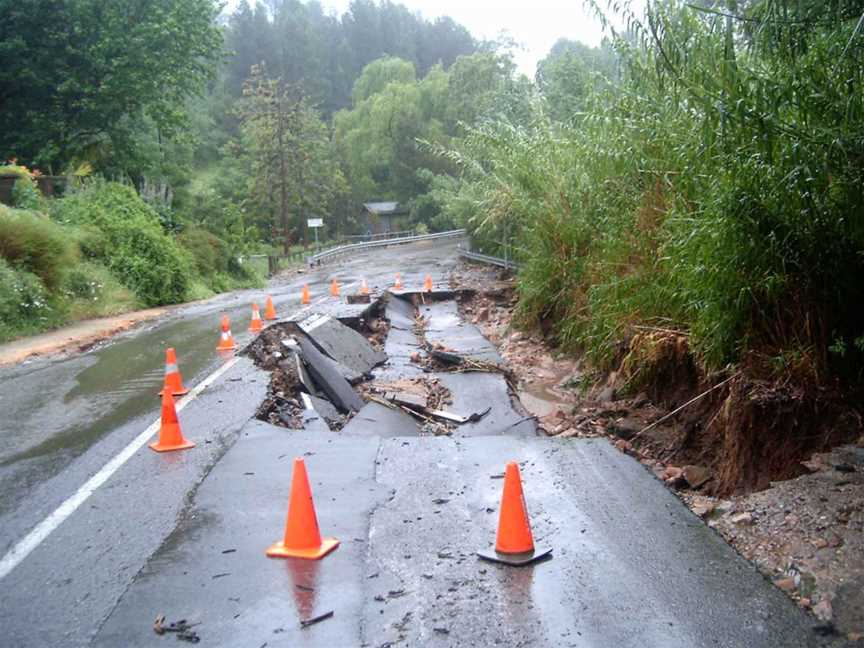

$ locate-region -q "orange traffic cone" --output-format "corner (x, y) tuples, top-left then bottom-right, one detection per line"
(330, 278), (340, 297)
(149, 387), (195, 452)
(264, 296), (277, 320)
(216, 314), (237, 352)
(394, 272), (402, 290)
(301, 284), (311, 305)
(359, 279), (370, 295)
(249, 303), (264, 333)
(158, 347), (189, 397)
(267, 458), (340, 560)
(477, 462), (552, 565)
(423, 274), (433, 292)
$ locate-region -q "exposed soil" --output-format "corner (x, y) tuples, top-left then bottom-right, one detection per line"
(0, 307), (166, 366)
(451, 259), (864, 640)
(245, 324), (305, 428)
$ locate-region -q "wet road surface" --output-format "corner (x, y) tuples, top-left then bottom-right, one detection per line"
(0, 239), (832, 647)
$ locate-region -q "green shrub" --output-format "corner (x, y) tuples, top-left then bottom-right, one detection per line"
(0, 206), (74, 290)
(0, 164), (43, 210)
(178, 225), (229, 278)
(0, 257), (56, 342)
(52, 181), (191, 306)
(62, 261), (139, 319)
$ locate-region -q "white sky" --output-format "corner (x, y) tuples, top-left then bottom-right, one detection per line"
(223, 1), (621, 76)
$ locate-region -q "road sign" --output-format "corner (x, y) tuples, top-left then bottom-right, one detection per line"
(307, 218), (323, 228)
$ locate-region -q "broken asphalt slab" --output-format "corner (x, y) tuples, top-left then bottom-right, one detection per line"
(296, 313), (385, 375)
(433, 371), (536, 436)
(294, 335), (364, 413)
(340, 401), (422, 437)
(92, 421), (386, 648)
(91, 430), (823, 648)
(421, 301), (502, 363)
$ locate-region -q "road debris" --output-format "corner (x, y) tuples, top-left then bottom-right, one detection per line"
(300, 610), (334, 628)
(153, 615), (201, 643)
(295, 313), (385, 375)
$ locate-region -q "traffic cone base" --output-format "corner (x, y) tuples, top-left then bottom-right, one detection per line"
(301, 284), (311, 305)
(477, 544), (552, 566)
(149, 434), (196, 453)
(266, 537), (340, 560)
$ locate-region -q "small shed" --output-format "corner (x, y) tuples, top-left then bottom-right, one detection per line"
(363, 201), (409, 234)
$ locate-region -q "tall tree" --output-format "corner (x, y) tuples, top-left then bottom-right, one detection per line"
(239, 65), (346, 251)
(0, 0), (223, 171)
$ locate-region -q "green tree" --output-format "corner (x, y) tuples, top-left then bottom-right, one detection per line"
(0, 0), (223, 171)
(239, 65), (347, 252)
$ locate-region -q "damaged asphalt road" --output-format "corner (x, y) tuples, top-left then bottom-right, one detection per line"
(0, 240), (840, 647)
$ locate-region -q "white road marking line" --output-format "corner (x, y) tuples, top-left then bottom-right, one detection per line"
(0, 356), (240, 580)
(0, 282), (358, 580)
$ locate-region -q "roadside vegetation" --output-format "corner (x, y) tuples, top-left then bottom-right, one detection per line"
(426, 1), (864, 491)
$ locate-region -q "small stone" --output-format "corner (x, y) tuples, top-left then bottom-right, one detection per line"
(813, 537), (829, 549)
(682, 465), (712, 489)
(774, 577), (796, 592)
(730, 512), (754, 525)
(410, 351), (421, 363)
(663, 466), (683, 482)
(691, 501), (716, 518)
(555, 428), (579, 439)
(813, 598), (833, 621)
(784, 514), (800, 527)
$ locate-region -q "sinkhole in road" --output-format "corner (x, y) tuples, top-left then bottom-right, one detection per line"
(243, 290), (536, 438)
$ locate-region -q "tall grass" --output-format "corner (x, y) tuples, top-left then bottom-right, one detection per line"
(431, 0), (864, 381)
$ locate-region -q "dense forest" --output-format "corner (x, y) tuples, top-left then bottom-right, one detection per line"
(2, 0), (863, 478)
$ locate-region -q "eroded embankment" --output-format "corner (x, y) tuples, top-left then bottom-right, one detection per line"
(451, 260), (864, 638)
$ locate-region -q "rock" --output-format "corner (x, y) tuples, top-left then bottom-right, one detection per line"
(510, 331), (524, 342)
(691, 500), (716, 518)
(555, 427), (579, 439)
(614, 439), (633, 453)
(630, 392), (650, 409)
(784, 514), (800, 527)
(663, 466), (683, 482)
(682, 465), (712, 489)
(813, 598), (833, 622)
(813, 537), (829, 549)
(730, 512), (754, 525)
(774, 577), (797, 592)
(410, 351), (421, 363)
(476, 307), (489, 322)
(608, 418), (641, 440)
(597, 386), (616, 403)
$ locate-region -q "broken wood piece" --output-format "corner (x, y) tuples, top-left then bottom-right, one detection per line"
(384, 391), (428, 410)
(430, 348), (463, 365)
(426, 409), (468, 424)
(300, 610), (334, 628)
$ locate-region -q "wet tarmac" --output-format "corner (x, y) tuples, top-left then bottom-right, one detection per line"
(0, 239), (835, 647)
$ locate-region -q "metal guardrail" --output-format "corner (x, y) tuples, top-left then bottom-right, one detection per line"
(458, 246), (519, 270)
(307, 229), (467, 265)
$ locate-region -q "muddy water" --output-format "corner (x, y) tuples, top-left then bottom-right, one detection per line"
(0, 309), (244, 516)
(515, 363), (578, 419)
